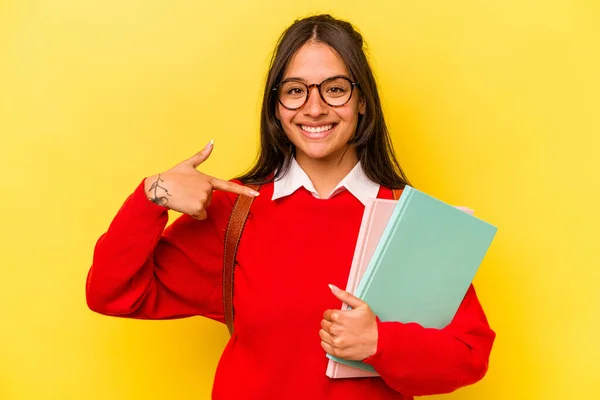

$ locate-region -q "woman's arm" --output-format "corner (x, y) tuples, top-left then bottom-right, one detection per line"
(363, 285), (496, 396)
(85, 179), (235, 321)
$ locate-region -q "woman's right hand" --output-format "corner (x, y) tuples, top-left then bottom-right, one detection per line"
(144, 140), (259, 220)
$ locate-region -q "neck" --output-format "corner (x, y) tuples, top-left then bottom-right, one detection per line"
(295, 147), (358, 198)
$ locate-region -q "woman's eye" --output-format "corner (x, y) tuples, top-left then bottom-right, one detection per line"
(287, 87), (305, 96)
(326, 86), (346, 95)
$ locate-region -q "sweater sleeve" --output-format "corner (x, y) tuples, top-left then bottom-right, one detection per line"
(85, 179), (235, 322)
(363, 285), (495, 396)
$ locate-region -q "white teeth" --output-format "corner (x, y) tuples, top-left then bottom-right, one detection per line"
(301, 124), (333, 133)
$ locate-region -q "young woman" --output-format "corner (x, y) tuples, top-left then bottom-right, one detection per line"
(86, 14), (495, 400)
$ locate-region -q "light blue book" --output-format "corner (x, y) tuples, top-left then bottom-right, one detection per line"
(327, 186), (497, 373)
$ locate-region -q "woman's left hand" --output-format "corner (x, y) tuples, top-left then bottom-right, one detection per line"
(320, 284), (379, 361)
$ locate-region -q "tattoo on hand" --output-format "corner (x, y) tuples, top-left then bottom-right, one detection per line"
(147, 174), (171, 207)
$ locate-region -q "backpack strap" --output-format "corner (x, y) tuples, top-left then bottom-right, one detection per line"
(223, 184), (260, 336)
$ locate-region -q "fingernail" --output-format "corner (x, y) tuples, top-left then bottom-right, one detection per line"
(205, 139), (214, 150)
(329, 284), (341, 294)
(249, 189), (260, 197)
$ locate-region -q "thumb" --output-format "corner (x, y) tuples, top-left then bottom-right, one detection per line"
(329, 284), (365, 309)
(185, 139), (214, 168)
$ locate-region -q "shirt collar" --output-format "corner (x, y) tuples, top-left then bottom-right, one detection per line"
(272, 157), (380, 206)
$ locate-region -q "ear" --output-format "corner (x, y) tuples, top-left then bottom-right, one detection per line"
(358, 96), (366, 115)
(275, 104), (281, 121)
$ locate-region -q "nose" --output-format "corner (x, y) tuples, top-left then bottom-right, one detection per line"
(302, 86), (328, 118)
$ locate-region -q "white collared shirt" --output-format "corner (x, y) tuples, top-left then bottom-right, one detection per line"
(272, 158), (380, 206)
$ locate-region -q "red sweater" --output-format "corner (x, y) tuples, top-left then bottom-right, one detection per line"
(86, 179), (495, 399)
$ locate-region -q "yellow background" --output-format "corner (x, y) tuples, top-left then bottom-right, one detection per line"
(2, 0), (599, 399)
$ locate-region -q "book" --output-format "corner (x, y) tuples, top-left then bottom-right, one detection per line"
(326, 198), (474, 378)
(326, 186), (496, 376)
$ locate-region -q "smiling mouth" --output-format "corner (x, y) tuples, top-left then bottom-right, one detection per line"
(299, 124), (336, 133)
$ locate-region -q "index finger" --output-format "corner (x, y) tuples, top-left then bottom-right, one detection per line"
(210, 178), (260, 197)
(323, 309), (340, 323)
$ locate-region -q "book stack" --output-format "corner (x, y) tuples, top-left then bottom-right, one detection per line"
(326, 186), (497, 378)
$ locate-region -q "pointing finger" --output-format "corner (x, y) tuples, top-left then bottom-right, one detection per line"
(210, 178), (260, 197)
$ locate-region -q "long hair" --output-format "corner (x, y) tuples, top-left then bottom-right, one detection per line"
(237, 14), (410, 189)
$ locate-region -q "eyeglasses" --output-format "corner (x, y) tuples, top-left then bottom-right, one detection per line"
(273, 75), (358, 110)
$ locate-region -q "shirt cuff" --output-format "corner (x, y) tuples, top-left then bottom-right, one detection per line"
(363, 317), (399, 367)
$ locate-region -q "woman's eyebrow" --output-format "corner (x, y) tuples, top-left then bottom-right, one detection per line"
(281, 74), (352, 83)
(281, 76), (307, 83)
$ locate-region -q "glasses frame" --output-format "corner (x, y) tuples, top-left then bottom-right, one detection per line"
(273, 75), (359, 111)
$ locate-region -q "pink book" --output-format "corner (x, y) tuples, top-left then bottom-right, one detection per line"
(326, 199), (474, 379)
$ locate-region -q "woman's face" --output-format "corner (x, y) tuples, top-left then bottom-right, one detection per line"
(276, 42), (365, 164)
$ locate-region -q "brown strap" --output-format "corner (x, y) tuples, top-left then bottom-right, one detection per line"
(392, 188), (403, 200)
(223, 184), (260, 336)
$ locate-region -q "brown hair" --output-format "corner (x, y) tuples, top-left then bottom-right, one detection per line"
(238, 14), (410, 189)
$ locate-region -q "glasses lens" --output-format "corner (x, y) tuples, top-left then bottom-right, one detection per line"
(278, 81), (307, 109)
(320, 77), (352, 106)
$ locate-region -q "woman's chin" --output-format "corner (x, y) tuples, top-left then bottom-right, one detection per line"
(295, 144), (340, 161)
